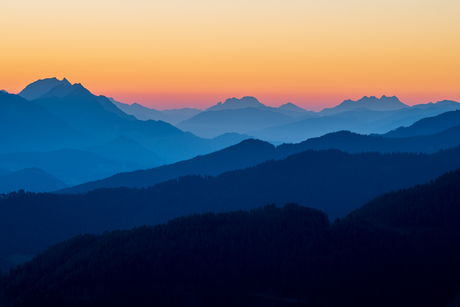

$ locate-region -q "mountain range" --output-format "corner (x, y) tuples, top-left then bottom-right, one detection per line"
(319, 95), (408, 115)
(3, 77), (460, 195)
(0, 78), (253, 193)
(248, 98), (460, 143)
(174, 95), (460, 143)
(3, 76), (460, 306)
(62, 109), (460, 193)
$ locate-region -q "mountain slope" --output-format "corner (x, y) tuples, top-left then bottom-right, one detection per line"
(176, 96), (316, 138)
(60, 138), (280, 193)
(31, 83), (246, 163)
(278, 102), (308, 112)
(277, 125), (460, 154)
(34, 84), (136, 121)
(62, 123), (460, 193)
(85, 135), (165, 168)
(0, 149), (145, 186)
(110, 98), (202, 124)
(0, 91), (97, 154)
(251, 103), (460, 144)
(364, 101), (460, 134)
(383, 110), (460, 138)
(0, 168), (67, 194)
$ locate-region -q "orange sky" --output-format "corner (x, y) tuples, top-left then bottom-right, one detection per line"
(1, 0), (459, 111)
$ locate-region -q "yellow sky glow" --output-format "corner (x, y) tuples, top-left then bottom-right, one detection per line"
(1, 0), (459, 110)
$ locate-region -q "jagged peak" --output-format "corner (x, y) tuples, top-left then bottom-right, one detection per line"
(18, 77), (74, 100)
(206, 96), (264, 111)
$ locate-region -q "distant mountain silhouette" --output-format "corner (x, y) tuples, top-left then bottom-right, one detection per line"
(366, 102), (460, 134)
(180, 96), (411, 143)
(278, 102), (308, 112)
(18, 77), (71, 100)
(113, 94), (457, 144)
(0, 149), (145, 187)
(249, 101), (460, 143)
(206, 96), (264, 111)
(0, 167), (67, 194)
(85, 135), (165, 168)
(383, 110), (460, 138)
(34, 83), (136, 121)
(205, 96), (314, 117)
(37, 81), (76, 98)
(110, 98), (202, 125)
(320, 95), (408, 116)
(177, 107), (300, 138)
(16, 79), (247, 163)
(100, 92), (460, 146)
(411, 99), (460, 109)
(243, 95), (409, 143)
(0, 90), (8, 94)
(0, 91), (98, 153)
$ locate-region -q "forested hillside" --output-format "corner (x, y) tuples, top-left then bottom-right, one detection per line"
(2, 168), (460, 306)
(2, 147), (460, 272)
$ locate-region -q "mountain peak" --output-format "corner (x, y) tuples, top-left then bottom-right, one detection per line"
(18, 77), (72, 100)
(278, 102), (307, 112)
(435, 100), (459, 106)
(206, 96), (264, 111)
(38, 81), (88, 99)
(320, 95), (408, 115)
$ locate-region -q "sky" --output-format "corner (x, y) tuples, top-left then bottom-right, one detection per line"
(1, 0), (459, 111)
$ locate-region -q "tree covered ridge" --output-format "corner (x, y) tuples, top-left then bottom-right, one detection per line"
(3, 146), (460, 273)
(1, 204), (331, 307)
(2, 169), (460, 306)
(343, 168), (460, 228)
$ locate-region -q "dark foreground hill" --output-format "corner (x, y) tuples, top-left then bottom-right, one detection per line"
(2, 168), (460, 307)
(2, 147), (460, 272)
(0, 168), (67, 194)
